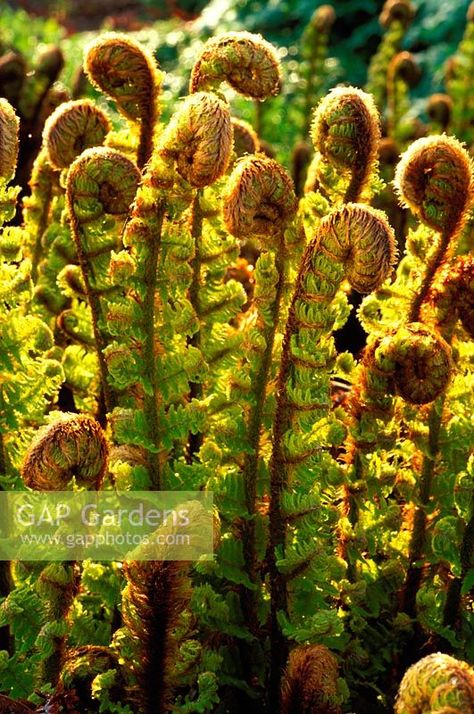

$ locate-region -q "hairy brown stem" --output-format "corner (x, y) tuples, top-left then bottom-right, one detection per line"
(408, 230), (450, 322)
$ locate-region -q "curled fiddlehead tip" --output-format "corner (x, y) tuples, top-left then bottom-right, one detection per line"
(394, 134), (473, 234)
(84, 33), (162, 122)
(310, 5), (336, 32)
(21, 413), (108, 491)
(42, 99), (111, 170)
(37, 44), (64, 80)
(427, 93), (453, 129)
(189, 31), (281, 100)
(379, 322), (453, 404)
(158, 91), (232, 188)
(395, 652), (474, 714)
(66, 146), (140, 224)
(320, 203), (397, 293)
(231, 117), (259, 157)
(389, 51), (421, 87)
(223, 153), (297, 240)
(0, 97), (20, 182)
(427, 254), (474, 337)
(310, 86), (381, 198)
(380, 0), (415, 29)
(280, 645), (342, 714)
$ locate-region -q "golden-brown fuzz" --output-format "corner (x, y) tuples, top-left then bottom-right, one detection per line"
(280, 645), (342, 714)
(395, 652), (474, 714)
(21, 413), (108, 490)
(378, 322), (453, 404)
(317, 203), (397, 293)
(0, 97), (20, 182)
(66, 146), (140, 224)
(231, 117), (260, 157)
(223, 153), (297, 240)
(426, 254), (474, 337)
(189, 31), (281, 100)
(84, 33), (161, 122)
(42, 99), (111, 170)
(311, 86), (381, 199)
(158, 92), (233, 188)
(394, 135), (473, 235)
(380, 0), (415, 29)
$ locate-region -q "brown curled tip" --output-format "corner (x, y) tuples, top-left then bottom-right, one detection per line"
(223, 153), (297, 240)
(395, 652), (474, 714)
(158, 91), (232, 188)
(394, 134), (473, 234)
(311, 86), (380, 169)
(389, 51), (421, 87)
(380, 0), (415, 29)
(281, 644), (342, 714)
(319, 203), (397, 293)
(427, 93), (453, 128)
(0, 97), (20, 182)
(189, 31), (281, 100)
(381, 322), (453, 404)
(67, 146), (140, 224)
(21, 413), (108, 491)
(43, 99), (111, 170)
(311, 86), (381, 200)
(84, 33), (161, 122)
(231, 117), (259, 157)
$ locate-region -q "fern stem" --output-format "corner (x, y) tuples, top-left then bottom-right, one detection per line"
(241, 233), (286, 655)
(187, 191), (204, 463)
(408, 230), (450, 322)
(73, 224), (117, 417)
(142, 204), (165, 490)
(400, 395), (445, 617)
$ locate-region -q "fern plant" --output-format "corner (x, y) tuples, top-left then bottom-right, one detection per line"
(0, 18), (472, 714)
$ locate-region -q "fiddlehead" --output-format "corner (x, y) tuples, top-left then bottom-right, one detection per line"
(21, 413), (108, 491)
(281, 645), (342, 714)
(366, 0), (415, 111)
(84, 33), (162, 168)
(121, 501), (213, 714)
(394, 135), (473, 321)
(158, 92), (233, 188)
(0, 97), (20, 183)
(268, 204), (396, 705)
(42, 99), (111, 169)
(386, 51), (421, 143)
(189, 31), (281, 100)
(427, 93), (452, 133)
(224, 154), (297, 679)
(66, 146), (140, 416)
(310, 86), (381, 202)
(424, 254), (474, 338)
(373, 322), (452, 405)
(224, 153), (297, 243)
(395, 653), (474, 714)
